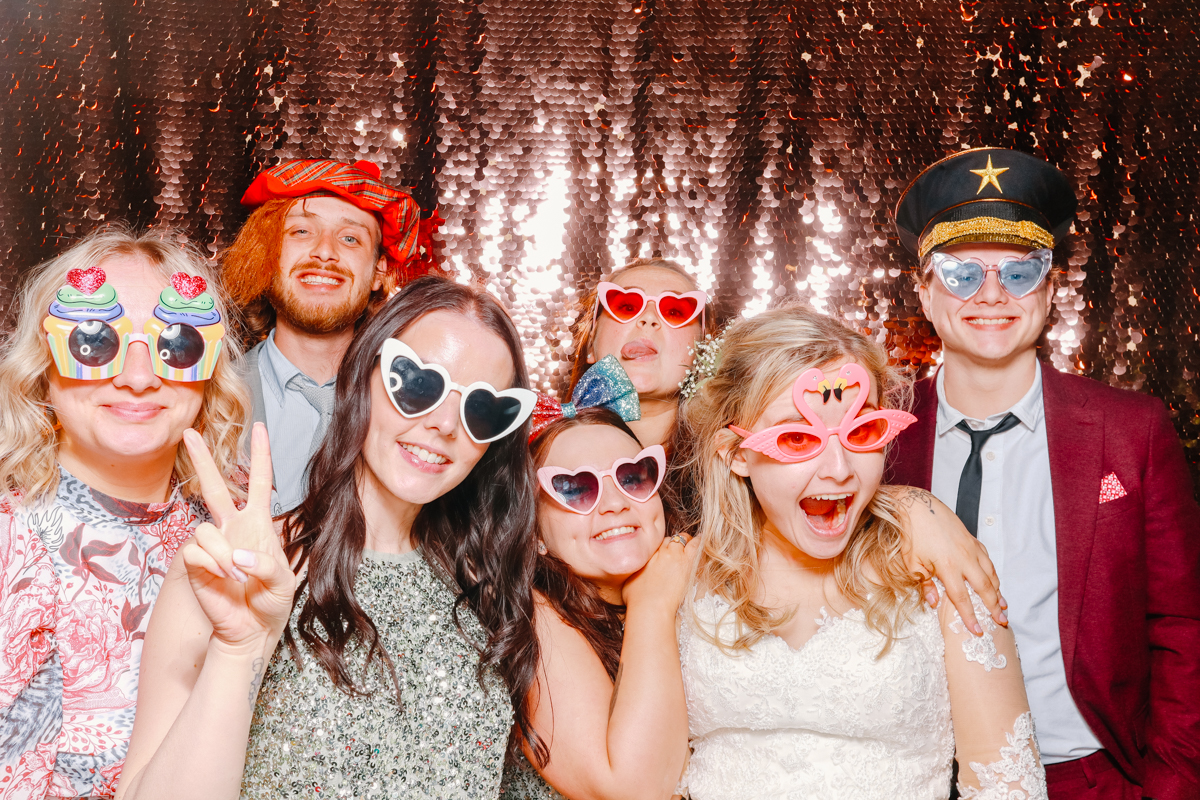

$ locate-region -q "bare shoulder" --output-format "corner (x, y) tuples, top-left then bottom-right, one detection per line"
(532, 591), (584, 642)
(531, 591), (609, 672)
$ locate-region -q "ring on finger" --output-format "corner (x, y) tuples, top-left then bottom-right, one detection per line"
(669, 534), (688, 546)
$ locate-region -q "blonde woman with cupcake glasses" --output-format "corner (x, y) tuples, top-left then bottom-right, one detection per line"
(0, 227), (248, 798)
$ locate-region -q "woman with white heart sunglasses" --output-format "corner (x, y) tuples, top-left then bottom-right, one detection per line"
(499, 408), (695, 800)
(120, 277), (544, 800)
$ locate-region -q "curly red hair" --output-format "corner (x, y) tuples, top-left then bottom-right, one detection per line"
(220, 198), (399, 345)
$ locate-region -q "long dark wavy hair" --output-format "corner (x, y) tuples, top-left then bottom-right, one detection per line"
(281, 275), (541, 762)
(528, 408), (646, 683)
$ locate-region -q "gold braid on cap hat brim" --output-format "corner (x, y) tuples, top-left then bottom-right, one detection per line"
(918, 217), (1054, 258)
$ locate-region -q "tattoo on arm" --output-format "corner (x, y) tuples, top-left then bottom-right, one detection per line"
(895, 487), (936, 515)
(609, 662), (624, 717)
(248, 657), (265, 711)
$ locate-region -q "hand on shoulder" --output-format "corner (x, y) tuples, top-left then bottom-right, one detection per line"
(880, 485), (1007, 635)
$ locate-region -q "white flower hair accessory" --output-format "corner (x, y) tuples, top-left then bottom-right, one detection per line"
(678, 323), (733, 400)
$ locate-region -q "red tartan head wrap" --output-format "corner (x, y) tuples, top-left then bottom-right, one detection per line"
(241, 159), (423, 275)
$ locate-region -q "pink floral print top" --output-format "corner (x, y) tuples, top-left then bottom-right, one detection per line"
(0, 469), (208, 798)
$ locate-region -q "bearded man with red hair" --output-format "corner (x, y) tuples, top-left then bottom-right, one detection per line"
(224, 159), (422, 514)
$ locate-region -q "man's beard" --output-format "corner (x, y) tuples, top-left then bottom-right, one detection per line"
(267, 264), (373, 335)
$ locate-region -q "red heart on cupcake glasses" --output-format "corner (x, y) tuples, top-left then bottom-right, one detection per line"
(596, 281), (706, 328)
(171, 272), (207, 300)
(66, 266), (107, 295)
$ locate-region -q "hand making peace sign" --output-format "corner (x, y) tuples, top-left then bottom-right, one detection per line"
(180, 422), (297, 649)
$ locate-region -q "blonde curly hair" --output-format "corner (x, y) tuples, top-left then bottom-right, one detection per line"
(0, 226), (250, 505)
(677, 303), (920, 655)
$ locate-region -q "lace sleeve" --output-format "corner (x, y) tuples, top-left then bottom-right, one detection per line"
(942, 580), (1006, 671)
(937, 582), (1046, 800)
(959, 712), (1046, 800)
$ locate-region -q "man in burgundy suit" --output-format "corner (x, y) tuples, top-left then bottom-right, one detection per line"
(888, 148), (1200, 799)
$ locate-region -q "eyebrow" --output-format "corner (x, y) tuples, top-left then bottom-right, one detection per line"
(285, 211), (373, 231)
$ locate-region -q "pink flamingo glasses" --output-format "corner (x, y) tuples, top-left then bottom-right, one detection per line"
(538, 444), (667, 515)
(728, 363), (917, 462)
(595, 281), (707, 329)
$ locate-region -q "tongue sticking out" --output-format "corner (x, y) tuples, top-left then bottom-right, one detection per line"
(621, 339), (658, 360)
(799, 496), (849, 533)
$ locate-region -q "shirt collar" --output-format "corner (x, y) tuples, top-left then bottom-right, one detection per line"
(258, 329), (304, 404)
(935, 364), (1043, 436)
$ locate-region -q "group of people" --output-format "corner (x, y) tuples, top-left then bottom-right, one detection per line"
(0, 148), (1195, 800)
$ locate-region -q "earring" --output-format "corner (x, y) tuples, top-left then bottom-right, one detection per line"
(537, 541), (547, 555)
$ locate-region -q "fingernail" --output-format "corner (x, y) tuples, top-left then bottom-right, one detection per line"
(925, 591), (937, 607)
(231, 567), (249, 583)
(232, 549), (257, 568)
(1000, 594), (1009, 609)
(998, 611), (1009, 625)
(972, 623), (984, 636)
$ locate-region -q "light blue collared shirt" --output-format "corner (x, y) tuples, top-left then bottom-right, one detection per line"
(258, 330), (334, 515)
(930, 366), (1103, 764)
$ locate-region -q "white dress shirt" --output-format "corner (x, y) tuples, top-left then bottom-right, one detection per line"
(930, 366), (1102, 764)
(258, 330), (334, 515)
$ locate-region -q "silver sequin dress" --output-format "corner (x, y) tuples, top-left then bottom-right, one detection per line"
(240, 548), (513, 799)
(499, 753), (565, 800)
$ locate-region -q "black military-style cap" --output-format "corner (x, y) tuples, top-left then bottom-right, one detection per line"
(894, 147), (1077, 258)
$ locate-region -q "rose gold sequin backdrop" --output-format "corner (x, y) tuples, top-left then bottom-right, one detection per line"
(2, 1), (1198, 486)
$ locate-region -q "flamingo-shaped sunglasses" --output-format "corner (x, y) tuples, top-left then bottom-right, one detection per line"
(729, 363), (917, 462)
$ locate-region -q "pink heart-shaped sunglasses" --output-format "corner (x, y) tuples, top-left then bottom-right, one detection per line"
(538, 444), (667, 515)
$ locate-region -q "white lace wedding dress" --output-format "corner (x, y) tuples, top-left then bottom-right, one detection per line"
(678, 588), (1046, 800)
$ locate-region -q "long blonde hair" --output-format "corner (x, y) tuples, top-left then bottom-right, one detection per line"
(678, 304), (919, 654)
(0, 226), (250, 505)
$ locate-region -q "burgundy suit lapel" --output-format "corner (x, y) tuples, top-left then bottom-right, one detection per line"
(1041, 362), (1103, 682)
(888, 372), (938, 490)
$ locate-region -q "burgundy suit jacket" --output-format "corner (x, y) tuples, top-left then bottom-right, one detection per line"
(887, 362), (1200, 800)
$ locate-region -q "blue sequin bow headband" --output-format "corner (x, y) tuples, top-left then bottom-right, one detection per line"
(529, 354), (641, 440)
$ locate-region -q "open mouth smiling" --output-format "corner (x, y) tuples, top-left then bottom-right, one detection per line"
(399, 441), (451, 471)
(799, 493), (853, 536)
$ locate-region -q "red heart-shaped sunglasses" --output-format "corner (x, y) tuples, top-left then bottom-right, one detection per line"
(595, 281), (707, 329)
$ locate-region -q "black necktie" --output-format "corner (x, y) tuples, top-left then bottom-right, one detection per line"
(954, 413), (1020, 537)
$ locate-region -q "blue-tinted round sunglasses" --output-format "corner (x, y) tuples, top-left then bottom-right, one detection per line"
(928, 249), (1053, 300)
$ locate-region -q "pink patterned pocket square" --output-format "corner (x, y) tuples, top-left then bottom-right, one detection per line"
(1099, 472), (1127, 503)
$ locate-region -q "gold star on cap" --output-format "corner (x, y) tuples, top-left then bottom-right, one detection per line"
(970, 155), (1009, 194)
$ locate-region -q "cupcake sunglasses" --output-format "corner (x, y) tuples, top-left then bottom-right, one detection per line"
(46, 321), (224, 382)
(44, 272), (225, 382)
